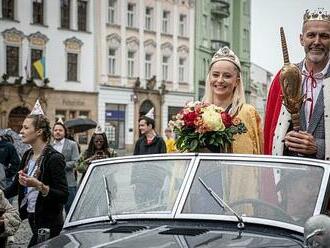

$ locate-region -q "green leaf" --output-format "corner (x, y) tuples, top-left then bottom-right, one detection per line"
(190, 139), (198, 151)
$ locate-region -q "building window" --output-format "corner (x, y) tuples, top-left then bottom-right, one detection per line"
(105, 104), (126, 149)
(162, 56), (169, 81)
(179, 58), (185, 82)
(243, 28), (249, 52)
(179, 14), (186, 36)
(77, 0), (87, 31)
(61, 0), (70, 29)
(145, 54), (151, 79)
(31, 49), (43, 79)
(67, 53), (78, 81)
(108, 0), (116, 24)
(2, 0), (14, 19)
(108, 48), (116, 75)
(168, 106), (182, 122)
(127, 51), (134, 78)
(162, 11), (170, 33)
(6, 46), (19, 77)
(32, 0), (44, 24)
(145, 7), (152, 30)
(127, 3), (135, 28)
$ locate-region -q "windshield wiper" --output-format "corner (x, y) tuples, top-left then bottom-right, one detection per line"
(103, 175), (117, 225)
(198, 177), (244, 229)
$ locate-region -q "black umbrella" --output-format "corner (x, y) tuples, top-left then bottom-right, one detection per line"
(64, 118), (97, 133)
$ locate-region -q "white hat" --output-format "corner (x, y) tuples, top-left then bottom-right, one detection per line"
(94, 125), (104, 134)
(145, 107), (154, 120)
(30, 99), (44, 115)
(56, 117), (64, 124)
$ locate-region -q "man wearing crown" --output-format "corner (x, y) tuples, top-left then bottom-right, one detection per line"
(264, 8), (330, 161)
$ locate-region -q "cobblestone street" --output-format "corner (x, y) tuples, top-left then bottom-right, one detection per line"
(7, 198), (32, 248)
(7, 219), (31, 248)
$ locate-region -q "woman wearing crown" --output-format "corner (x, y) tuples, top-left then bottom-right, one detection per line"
(203, 46), (263, 155)
(4, 100), (68, 247)
(76, 125), (117, 180)
(202, 47), (263, 211)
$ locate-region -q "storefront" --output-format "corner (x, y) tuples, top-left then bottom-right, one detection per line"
(0, 83), (97, 149)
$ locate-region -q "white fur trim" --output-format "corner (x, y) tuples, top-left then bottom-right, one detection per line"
(324, 78), (330, 160)
(272, 105), (291, 156)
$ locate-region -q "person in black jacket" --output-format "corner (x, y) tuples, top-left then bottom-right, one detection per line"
(4, 114), (68, 247)
(133, 116), (166, 155)
(0, 135), (20, 189)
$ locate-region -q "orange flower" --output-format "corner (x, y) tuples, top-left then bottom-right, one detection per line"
(232, 117), (241, 125)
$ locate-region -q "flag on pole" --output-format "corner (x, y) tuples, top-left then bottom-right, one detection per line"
(33, 56), (46, 79)
(24, 50), (31, 79)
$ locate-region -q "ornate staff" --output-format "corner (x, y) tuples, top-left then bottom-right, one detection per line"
(279, 27), (304, 131)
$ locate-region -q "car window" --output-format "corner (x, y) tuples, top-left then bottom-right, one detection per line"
(71, 159), (190, 222)
(182, 160), (323, 226)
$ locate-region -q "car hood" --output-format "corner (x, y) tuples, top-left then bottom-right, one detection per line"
(34, 223), (304, 248)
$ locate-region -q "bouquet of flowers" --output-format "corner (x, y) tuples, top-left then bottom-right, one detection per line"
(169, 101), (247, 152)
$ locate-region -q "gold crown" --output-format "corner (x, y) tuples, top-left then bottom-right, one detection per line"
(304, 8), (330, 23)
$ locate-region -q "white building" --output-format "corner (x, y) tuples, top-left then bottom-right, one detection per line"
(95, 0), (195, 152)
(250, 62), (273, 119)
(0, 0), (98, 142)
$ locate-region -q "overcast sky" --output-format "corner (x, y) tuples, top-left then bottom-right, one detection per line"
(251, 0), (330, 74)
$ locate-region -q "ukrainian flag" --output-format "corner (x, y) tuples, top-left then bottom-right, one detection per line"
(33, 56), (46, 79)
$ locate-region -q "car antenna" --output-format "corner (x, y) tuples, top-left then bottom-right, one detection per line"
(199, 177), (244, 229)
(103, 175), (117, 225)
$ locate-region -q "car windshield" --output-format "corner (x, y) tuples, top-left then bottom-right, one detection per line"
(182, 159), (324, 226)
(69, 155), (326, 229)
(71, 159), (190, 222)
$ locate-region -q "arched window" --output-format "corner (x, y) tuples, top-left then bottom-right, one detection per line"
(139, 100), (154, 117)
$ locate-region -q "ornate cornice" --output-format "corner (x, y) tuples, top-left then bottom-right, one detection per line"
(64, 37), (83, 52)
(144, 39), (156, 48)
(177, 45), (189, 53)
(107, 33), (121, 43)
(27, 32), (49, 46)
(126, 36), (139, 46)
(1, 28), (25, 44)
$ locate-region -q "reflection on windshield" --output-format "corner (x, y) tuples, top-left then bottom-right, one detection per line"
(71, 159), (190, 222)
(183, 160), (323, 226)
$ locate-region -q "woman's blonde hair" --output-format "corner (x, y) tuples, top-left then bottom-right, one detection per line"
(202, 47), (246, 116)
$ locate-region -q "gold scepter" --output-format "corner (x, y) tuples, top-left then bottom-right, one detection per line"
(279, 27), (304, 131)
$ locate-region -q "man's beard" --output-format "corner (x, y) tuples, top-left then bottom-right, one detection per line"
(54, 136), (64, 141)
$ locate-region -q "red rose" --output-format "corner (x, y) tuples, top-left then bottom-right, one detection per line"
(221, 112), (232, 128)
(183, 111), (198, 127)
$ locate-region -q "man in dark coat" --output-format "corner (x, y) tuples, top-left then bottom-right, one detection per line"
(133, 115), (166, 155)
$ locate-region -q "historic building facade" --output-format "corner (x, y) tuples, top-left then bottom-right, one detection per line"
(250, 62), (273, 119)
(194, 0), (251, 101)
(0, 0), (97, 146)
(95, 0), (195, 152)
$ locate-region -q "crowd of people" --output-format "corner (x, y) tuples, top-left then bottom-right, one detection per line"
(0, 7), (329, 247)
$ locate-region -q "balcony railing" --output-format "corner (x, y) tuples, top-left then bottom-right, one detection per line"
(210, 39), (230, 52)
(211, 0), (230, 18)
